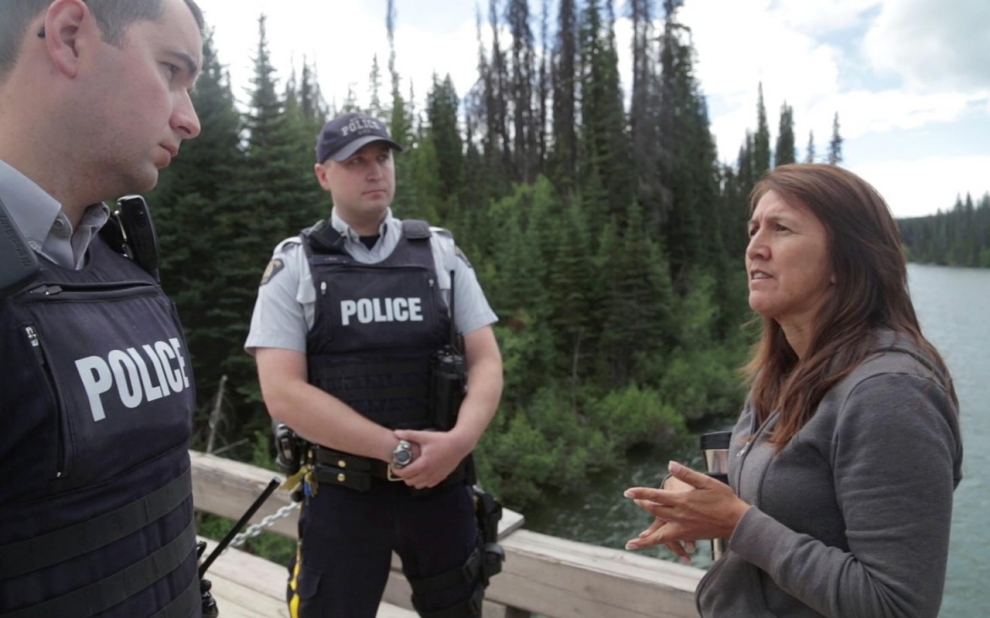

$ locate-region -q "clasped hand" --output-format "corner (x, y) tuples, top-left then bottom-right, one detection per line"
(624, 461), (750, 563)
(389, 429), (473, 489)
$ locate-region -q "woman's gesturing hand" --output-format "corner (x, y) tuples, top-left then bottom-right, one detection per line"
(623, 461), (750, 560)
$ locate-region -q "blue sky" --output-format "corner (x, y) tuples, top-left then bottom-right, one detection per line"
(196, 0), (990, 219)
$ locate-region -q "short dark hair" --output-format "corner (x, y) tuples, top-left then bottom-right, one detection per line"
(0, 0), (205, 83)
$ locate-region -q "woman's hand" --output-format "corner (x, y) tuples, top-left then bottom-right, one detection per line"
(624, 461), (750, 559)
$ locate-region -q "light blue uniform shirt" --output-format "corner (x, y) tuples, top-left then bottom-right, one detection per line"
(0, 159), (110, 270)
(245, 208), (497, 355)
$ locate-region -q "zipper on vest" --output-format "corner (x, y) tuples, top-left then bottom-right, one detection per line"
(25, 325), (69, 478)
(22, 281), (157, 302)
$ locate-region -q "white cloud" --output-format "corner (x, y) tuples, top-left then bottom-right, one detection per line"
(199, 0), (482, 113)
(850, 155), (990, 218)
(679, 0), (987, 167)
(863, 0), (990, 93)
(679, 0), (845, 160)
(769, 0), (881, 34)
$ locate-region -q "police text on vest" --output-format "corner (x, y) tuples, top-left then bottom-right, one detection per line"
(74, 338), (191, 422)
(340, 298), (424, 326)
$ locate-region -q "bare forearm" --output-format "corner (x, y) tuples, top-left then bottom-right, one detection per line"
(265, 381), (397, 463)
(450, 354), (502, 448)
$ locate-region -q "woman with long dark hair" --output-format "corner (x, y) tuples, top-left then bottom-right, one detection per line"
(625, 164), (963, 618)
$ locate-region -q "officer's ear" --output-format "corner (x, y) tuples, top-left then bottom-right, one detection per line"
(314, 162), (333, 192)
(42, 0), (95, 78)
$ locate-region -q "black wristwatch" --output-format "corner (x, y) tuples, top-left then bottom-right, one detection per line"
(391, 439), (414, 469)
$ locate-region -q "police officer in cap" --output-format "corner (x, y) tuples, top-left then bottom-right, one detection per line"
(246, 112), (504, 618)
(0, 0), (211, 616)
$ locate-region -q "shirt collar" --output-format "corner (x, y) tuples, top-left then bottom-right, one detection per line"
(330, 207), (395, 243)
(0, 158), (63, 247)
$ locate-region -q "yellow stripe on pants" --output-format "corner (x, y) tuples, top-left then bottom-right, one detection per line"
(289, 543), (303, 618)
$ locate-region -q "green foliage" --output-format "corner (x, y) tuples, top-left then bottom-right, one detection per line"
(476, 384), (687, 507)
(774, 103), (796, 167)
(899, 192), (990, 268)
(753, 83), (771, 176)
(828, 112), (843, 165)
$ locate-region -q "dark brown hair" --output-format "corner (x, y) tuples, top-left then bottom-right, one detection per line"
(743, 163), (958, 449)
(0, 0), (205, 83)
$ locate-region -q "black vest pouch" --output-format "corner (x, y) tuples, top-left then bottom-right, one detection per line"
(306, 222), (451, 430)
(10, 280), (194, 490)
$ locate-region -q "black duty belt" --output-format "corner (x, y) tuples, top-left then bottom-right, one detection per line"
(311, 446), (467, 493)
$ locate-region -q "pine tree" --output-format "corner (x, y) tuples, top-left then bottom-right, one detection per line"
(536, 0), (551, 167)
(487, 0), (513, 177)
(805, 130), (816, 163)
(774, 102), (795, 166)
(213, 14), (320, 425)
(828, 112), (843, 165)
(425, 74), (465, 218)
(578, 0), (632, 228)
(657, 0), (721, 289)
(752, 83), (771, 177)
(507, 0), (537, 182)
(368, 54), (383, 117)
(551, 0), (578, 189)
(598, 203), (676, 386)
(629, 0), (662, 216)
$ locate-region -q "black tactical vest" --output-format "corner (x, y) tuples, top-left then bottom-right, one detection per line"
(0, 237), (200, 618)
(304, 220), (450, 430)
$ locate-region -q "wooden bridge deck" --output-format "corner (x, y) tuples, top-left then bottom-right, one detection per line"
(192, 451), (705, 617)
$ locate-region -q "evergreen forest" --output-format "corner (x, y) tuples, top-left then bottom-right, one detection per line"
(148, 0), (855, 516)
(899, 192), (990, 268)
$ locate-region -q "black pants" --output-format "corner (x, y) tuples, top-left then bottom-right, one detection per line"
(287, 480), (480, 618)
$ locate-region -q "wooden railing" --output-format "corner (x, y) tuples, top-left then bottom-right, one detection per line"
(191, 451), (704, 618)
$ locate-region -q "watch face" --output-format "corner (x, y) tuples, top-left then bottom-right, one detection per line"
(393, 441), (413, 467)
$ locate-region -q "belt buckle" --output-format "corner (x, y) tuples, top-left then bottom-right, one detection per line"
(387, 465), (403, 482)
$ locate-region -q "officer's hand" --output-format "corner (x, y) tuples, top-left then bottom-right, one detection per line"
(393, 429), (471, 489)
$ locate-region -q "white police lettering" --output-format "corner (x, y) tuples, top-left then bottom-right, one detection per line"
(74, 339), (192, 422)
(340, 298), (425, 326)
(340, 118), (381, 137)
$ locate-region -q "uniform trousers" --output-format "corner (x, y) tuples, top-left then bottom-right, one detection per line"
(287, 479), (480, 618)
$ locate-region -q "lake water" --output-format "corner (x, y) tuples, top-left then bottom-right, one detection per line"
(526, 263), (989, 617)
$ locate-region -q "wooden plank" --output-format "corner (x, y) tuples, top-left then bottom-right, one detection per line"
(484, 530), (702, 618)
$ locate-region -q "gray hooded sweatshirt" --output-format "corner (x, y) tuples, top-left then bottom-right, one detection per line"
(697, 330), (963, 618)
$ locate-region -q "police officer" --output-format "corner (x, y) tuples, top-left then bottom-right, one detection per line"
(0, 1), (209, 617)
(246, 112), (504, 618)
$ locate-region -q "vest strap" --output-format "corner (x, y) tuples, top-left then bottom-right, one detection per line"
(309, 360), (426, 380)
(150, 571), (201, 618)
(0, 470), (192, 580)
(320, 384), (429, 402)
(0, 518), (197, 618)
(401, 219), (431, 240)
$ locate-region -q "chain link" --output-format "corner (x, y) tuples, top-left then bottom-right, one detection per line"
(227, 501), (301, 551)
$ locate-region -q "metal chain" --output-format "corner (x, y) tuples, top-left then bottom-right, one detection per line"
(227, 501), (301, 551)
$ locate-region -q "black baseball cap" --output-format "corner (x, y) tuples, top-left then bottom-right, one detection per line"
(315, 112), (403, 163)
